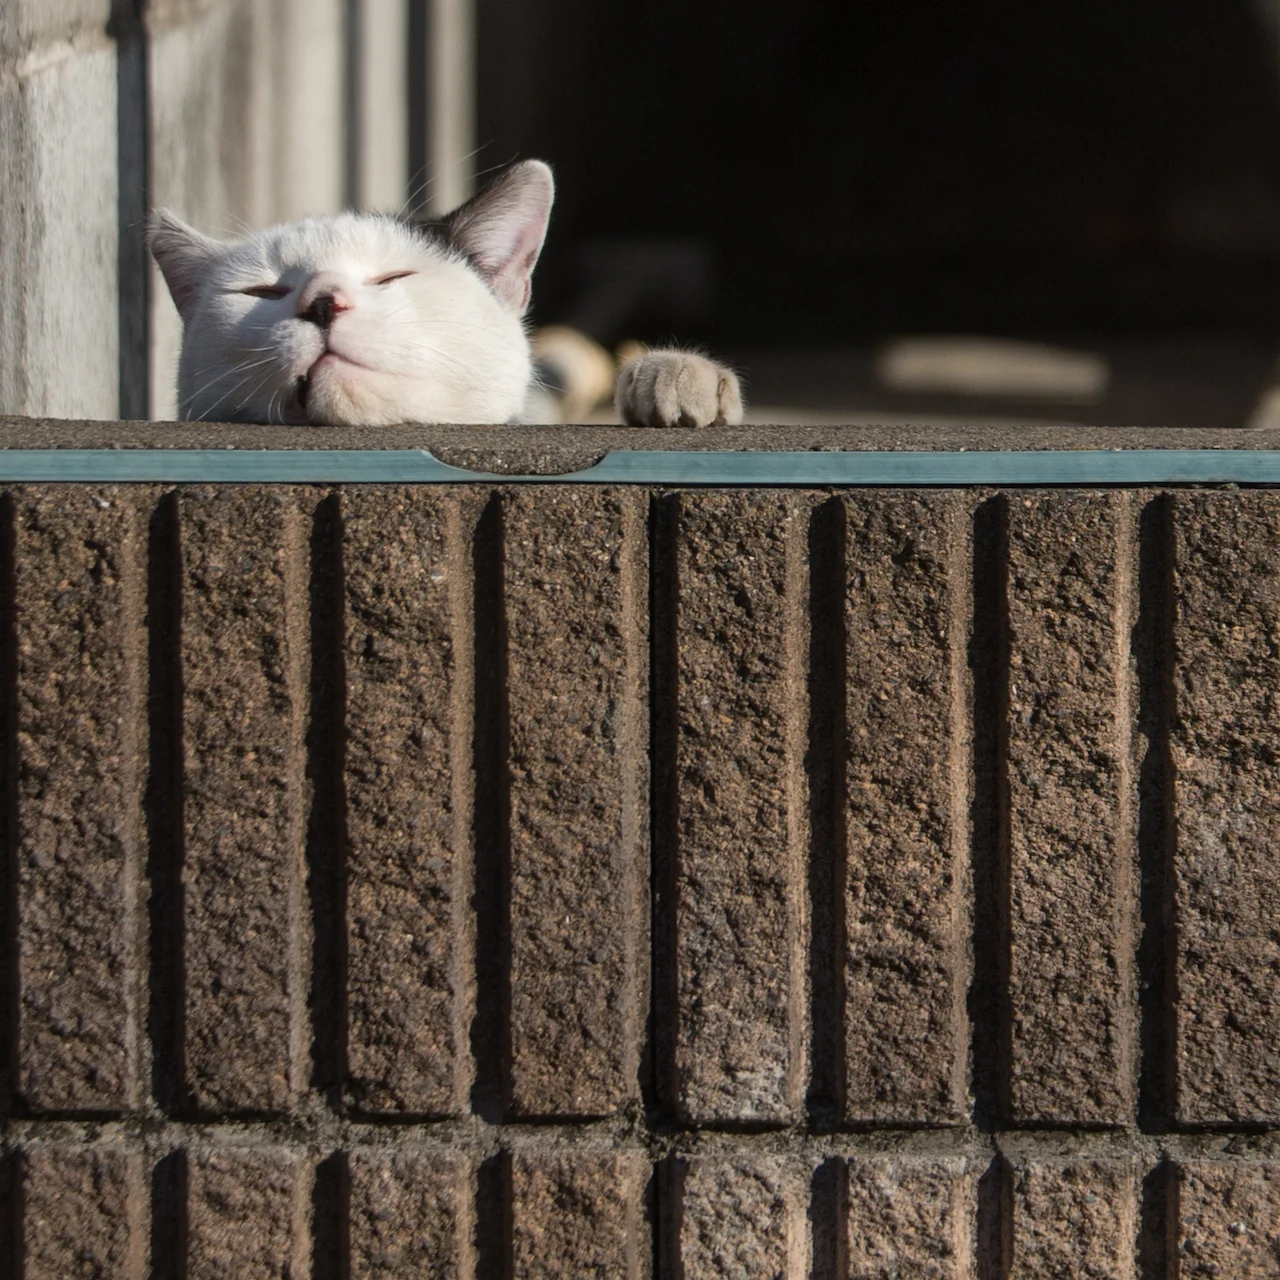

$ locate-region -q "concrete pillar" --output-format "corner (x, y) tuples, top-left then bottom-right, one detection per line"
(0, 3), (119, 418)
(426, 0), (473, 213)
(353, 0), (410, 211)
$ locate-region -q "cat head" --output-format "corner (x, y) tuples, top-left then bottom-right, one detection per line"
(149, 160), (554, 425)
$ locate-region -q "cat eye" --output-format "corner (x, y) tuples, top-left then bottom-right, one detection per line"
(372, 271), (415, 286)
(242, 284), (291, 300)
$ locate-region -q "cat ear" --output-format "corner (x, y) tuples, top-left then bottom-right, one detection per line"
(441, 160), (554, 314)
(148, 209), (222, 320)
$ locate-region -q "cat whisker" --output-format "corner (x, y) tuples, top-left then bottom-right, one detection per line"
(181, 355), (277, 417)
(195, 360), (284, 421)
(398, 142), (496, 217)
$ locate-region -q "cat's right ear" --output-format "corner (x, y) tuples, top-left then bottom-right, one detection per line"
(148, 210), (222, 321)
(440, 160), (554, 314)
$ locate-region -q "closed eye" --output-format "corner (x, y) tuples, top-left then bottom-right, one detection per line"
(242, 284), (291, 300)
(372, 271), (416, 286)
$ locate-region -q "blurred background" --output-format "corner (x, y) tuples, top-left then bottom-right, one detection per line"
(7, 0), (1280, 425)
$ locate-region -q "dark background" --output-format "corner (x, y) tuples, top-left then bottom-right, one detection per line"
(475, 1), (1280, 422)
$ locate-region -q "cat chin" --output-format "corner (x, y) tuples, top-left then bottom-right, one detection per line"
(303, 370), (395, 427)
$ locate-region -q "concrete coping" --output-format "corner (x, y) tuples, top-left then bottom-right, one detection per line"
(4, 415), (1280, 477)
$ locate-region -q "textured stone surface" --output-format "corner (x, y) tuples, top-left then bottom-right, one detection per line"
(187, 1148), (307, 1279)
(13, 490), (144, 1111)
(846, 1158), (974, 1279)
(349, 1152), (470, 1277)
(0, 42), (118, 418)
(842, 494), (968, 1124)
(1006, 493), (1136, 1124)
(680, 1157), (806, 1279)
(344, 490), (470, 1115)
(1178, 1162), (1280, 1277)
(673, 493), (808, 1124)
(1174, 493), (1280, 1122)
(1009, 1159), (1137, 1279)
(512, 1153), (645, 1278)
(506, 489), (647, 1117)
(0, 476), (1278, 1270)
(181, 489), (308, 1113)
(21, 1148), (144, 1279)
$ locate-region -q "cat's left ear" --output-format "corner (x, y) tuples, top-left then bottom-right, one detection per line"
(148, 209), (223, 321)
(442, 160), (554, 314)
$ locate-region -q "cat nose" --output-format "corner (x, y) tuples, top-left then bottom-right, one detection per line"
(298, 275), (355, 330)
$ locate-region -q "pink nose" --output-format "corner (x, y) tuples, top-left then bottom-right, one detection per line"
(298, 273), (355, 330)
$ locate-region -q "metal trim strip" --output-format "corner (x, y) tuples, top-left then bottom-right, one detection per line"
(2, 448), (1280, 485)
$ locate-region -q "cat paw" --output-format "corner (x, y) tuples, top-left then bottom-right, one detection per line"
(615, 350), (744, 428)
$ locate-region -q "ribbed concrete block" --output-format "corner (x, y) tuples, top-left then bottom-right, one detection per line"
(0, 41), (118, 418)
(13, 489), (145, 1112)
(21, 1148), (145, 1279)
(1174, 493), (1280, 1122)
(846, 1158), (974, 1278)
(506, 489), (648, 1117)
(1006, 493), (1137, 1124)
(512, 1153), (647, 1278)
(1178, 1162), (1280, 1277)
(349, 1152), (472, 1277)
(344, 490), (472, 1115)
(680, 1157), (808, 1279)
(842, 495), (969, 1123)
(187, 1149), (309, 1279)
(181, 489), (308, 1113)
(1010, 1159), (1137, 1278)
(671, 493), (808, 1124)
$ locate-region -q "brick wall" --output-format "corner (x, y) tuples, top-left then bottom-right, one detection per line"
(1, 472), (1278, 1275)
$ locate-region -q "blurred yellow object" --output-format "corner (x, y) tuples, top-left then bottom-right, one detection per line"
(614, 339), (648, 369)
(530, 326), (617, 422)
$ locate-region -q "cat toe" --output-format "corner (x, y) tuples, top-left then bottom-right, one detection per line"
(616, 351), (744, 428)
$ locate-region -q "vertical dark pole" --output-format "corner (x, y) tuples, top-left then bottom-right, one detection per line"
(112, 0), (150, 420)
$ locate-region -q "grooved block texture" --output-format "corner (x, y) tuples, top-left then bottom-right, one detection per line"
(21, 1148), (143, 1279)
(187, 1149), (308, 1280)
(1010, 1159), (1137, 1279)
(349, 1152), (471, 1278)
(506, 489), (647, 1117)
(512, 1153), (645, 1278)
(1006, 493), (1136, 1124)
(680, 1157), (807, 1280)
(846, 1158), (974, 1279)
(344, 491), (470, 1115)
(14, 490), (143, 1111)
(0, 46), (118, 418)
(1174, 493), (1280, 1122)
(842, 495), (968, 1123)
(673, 493), (808, 1123)
(1178, 1162), (1280, 1277)
(181, 490), (308, 1113)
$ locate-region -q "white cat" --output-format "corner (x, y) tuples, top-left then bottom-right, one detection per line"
(149, 160), (743, 428)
